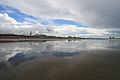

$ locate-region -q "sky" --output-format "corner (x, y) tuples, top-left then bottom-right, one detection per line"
(0, 0), (120, 38)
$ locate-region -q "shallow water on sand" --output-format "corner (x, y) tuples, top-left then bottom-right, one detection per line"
(0, 39), (120, 80)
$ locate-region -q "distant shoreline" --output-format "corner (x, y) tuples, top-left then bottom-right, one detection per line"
(0, 34), (119, 42)
(0, 34), (82, 42)
(0, 38), (119, 43)
(0, 38), (69, 42)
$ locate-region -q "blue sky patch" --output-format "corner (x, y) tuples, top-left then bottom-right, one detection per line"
(0, 4), (84, 27)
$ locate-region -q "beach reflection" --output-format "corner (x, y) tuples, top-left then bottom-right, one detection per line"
(0, 39), (120, 80)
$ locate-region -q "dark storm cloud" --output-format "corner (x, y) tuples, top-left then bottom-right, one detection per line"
(76, 0), (120, 28)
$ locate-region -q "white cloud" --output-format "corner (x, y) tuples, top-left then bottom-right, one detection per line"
(53, 25), (87, 34)
(1, 0), (120, 29)
(0, 13), (17, 24)
(46, 25), (109, 38)
(0, 13), (48, 34)
(0, 13), (120, 38)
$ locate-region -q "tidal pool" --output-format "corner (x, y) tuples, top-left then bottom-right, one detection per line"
(0, 39), (120, 80)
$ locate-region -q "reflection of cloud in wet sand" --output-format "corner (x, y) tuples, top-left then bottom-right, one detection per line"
(1, 50), (119, 80)
(0, 40), (120, 80)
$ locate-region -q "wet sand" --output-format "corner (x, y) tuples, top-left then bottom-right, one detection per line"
(0, 39), (65, 42)
(0, 40), (120, 80)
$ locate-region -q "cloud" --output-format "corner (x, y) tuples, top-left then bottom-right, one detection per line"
(0, 0), (120, 29)
(46, 25), (110, 38)
(0, 4), (83, 27)
(0, 1), (120, 38)
(0, 13), (48, 34)
(0, 12), (17, 24)
(0, 13), (110, 38)
(106, 29), (120, 37)
(52, 25), (88, 35)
